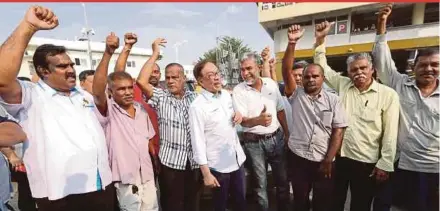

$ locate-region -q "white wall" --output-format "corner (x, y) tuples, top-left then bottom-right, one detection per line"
(273, 23), (439, 53)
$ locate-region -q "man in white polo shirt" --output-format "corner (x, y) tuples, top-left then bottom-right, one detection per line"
(232, 53), (290, 211)
(0, 6), (114, 211)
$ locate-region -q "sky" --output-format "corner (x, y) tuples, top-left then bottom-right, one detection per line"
(0, 3), (274, 67)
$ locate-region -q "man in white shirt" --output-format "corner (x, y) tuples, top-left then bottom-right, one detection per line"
(0, 6), (114, 211)
(232, 53), (290, 211)
(189, 61), (247, 211)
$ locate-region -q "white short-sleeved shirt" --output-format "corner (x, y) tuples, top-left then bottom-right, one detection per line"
(232, 77), (285, 135)
(0, 80), (112, 200)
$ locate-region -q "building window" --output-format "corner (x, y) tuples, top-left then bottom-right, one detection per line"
(126, 61), (136, 68)
(127, 61), (132, 67)
(75, 58), (81, 66)
(424, 3), (439, 24)
(92, 59), (97, 66)
(80, 59), (88, 67)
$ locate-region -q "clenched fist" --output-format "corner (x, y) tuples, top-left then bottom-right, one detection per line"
(152, 38), (167, 54)
(105, 32), (120, 54)
(287, 25), (305, 44)
(124, 33), (138, 46)
(261, 46), (271, 62)
(315, 21), (335, 40)
(258, 105), (272, 127)
(24, 5), (59, 31)
(378, 3), (393, 22)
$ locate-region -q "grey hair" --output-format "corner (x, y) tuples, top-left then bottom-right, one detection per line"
(346, 53), (373, 69)
(240, 52), (263, 65)
(293, 60), (309, 70)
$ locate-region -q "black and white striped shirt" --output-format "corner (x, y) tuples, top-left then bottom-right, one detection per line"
(148, 87), (198, 170)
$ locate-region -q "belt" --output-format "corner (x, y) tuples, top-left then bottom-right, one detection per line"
(243, 128), (280, 143)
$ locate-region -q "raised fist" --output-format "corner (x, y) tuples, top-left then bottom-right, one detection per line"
(152, 38), (167, 54)
(24, 5), (59, 31)
(315, 21), (335, 39)
(105, 32), (120, 54)
(287, 25), (305, 44)
(261, 47), (270, 62)
(124, 33), (138, 46)
(269, 58), (275, 70)
(378, 4), (393, 22)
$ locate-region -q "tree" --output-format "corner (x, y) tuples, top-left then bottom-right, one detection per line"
(198, 36), (253, 65)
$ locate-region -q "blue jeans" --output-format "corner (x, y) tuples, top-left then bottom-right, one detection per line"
(211, 166), (246, 211)
(243, 130), (289, 211)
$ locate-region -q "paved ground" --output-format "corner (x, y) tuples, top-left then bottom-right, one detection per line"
(7, 182), (403, 211)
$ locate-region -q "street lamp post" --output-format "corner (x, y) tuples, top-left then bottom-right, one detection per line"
(173, 40), (188, 63)
(81, 3), (94, 70)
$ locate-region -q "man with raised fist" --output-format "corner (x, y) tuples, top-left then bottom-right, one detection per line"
(373, 4), (439, 211)
(282, 24), (348, 211)
(0, 6), (114, 210)
(313, 20), (400, 211)
(232, 52), (290, 211)
(93, 32), (159, 211)
(136, 38), (202, 211)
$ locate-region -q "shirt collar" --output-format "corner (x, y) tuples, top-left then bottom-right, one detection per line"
(306, 88), (324, 100)
(201, 88), (222, 100)
(245, 78), (266, 91)
(37, 80), (80, 97)
(348, 79), (379, 93)
(404, 77), (440, 96)
(110, 98), (141, 118)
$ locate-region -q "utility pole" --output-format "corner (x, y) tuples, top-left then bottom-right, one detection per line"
(81, 3), (94, 70)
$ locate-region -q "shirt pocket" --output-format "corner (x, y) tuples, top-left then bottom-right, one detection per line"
(359, 107), (380, 123)
(320, 110), (333, 128)
(416, 107), (440, 139)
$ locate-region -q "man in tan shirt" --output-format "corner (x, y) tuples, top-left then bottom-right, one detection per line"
(313, 21), (400, 211)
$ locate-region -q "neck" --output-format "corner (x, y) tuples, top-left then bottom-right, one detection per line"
(417, 79), (438, 96)
(173, 90), (185, 99)
(250, 77), (262, 91)
(305, 88), (322, 97)
(44, 80), (72, 96)
(355, 78), (373, 92)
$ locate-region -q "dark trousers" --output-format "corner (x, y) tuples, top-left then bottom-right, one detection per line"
(34, 184), (116, 211)
(288, 152), (334, 211)
(211, 166), (247, 211)
(159, 161), (203, 211)
(371, 162), (399, 211)
(332, 156), (376, 211)
(10, 169), (37, 211)
(393, 168), (439, 211)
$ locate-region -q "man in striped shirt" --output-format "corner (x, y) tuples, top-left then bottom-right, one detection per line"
(136, 38), (202, 211)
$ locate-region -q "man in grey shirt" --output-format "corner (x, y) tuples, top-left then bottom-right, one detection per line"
(282, 24), (348, 211)
(373, 4), (439, 211)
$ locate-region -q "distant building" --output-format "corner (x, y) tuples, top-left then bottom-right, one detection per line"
(257, 2), (439, 81)
(19, 37), (159, 82)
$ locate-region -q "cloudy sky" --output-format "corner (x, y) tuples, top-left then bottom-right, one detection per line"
(0, 3), (274, 67)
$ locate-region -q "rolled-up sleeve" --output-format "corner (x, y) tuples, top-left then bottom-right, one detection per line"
(376, 91), (400, 172)
(189, 105), (208, 166)
(372, 34), (405, 88)
(147, 87), (164, 111)
(332, 98), (349, 129)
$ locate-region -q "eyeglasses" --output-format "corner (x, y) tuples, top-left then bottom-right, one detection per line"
(204, 71), (221, 79)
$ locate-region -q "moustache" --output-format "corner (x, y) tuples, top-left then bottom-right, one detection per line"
(354, 74), (367, 80)
(65, 72), (76, 80)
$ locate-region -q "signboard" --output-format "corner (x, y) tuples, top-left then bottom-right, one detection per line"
(337, 21), (348, 34)
(262, 2), (295, 10)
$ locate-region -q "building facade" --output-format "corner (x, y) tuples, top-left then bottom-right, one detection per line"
(258, 2), (439, 80)
(19, 37), (157, 82)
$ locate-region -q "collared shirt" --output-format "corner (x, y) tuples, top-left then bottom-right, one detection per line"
(95, 99), (156, 185)
(373, 34), (440, 173)
(148, 87), (198, 170)
(189, 89), (246, 173)
(288, 88), (348, 162)
(134, 84), (159, 156)
(0, 80), (112, 200)
(314, 43), (400, 172)
(232, 77), (285, 135)
(281, 96), (294, 134)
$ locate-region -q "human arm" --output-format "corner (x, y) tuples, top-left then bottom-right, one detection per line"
(372, 3), (404, 87)
(260, 46), (271, 78)
(313, 21), (345, 92)
(283, 25), (304, 97)
(136, 38), (166, 99)
(371, 91), (400, 181)
(93, 33), (120, 115)
(0, 6), (58, 104)
(114, 33), (137, 72)
(0, 117), (26, 147)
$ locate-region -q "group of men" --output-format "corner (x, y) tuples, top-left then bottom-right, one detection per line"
(0, 4), (438, 211)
